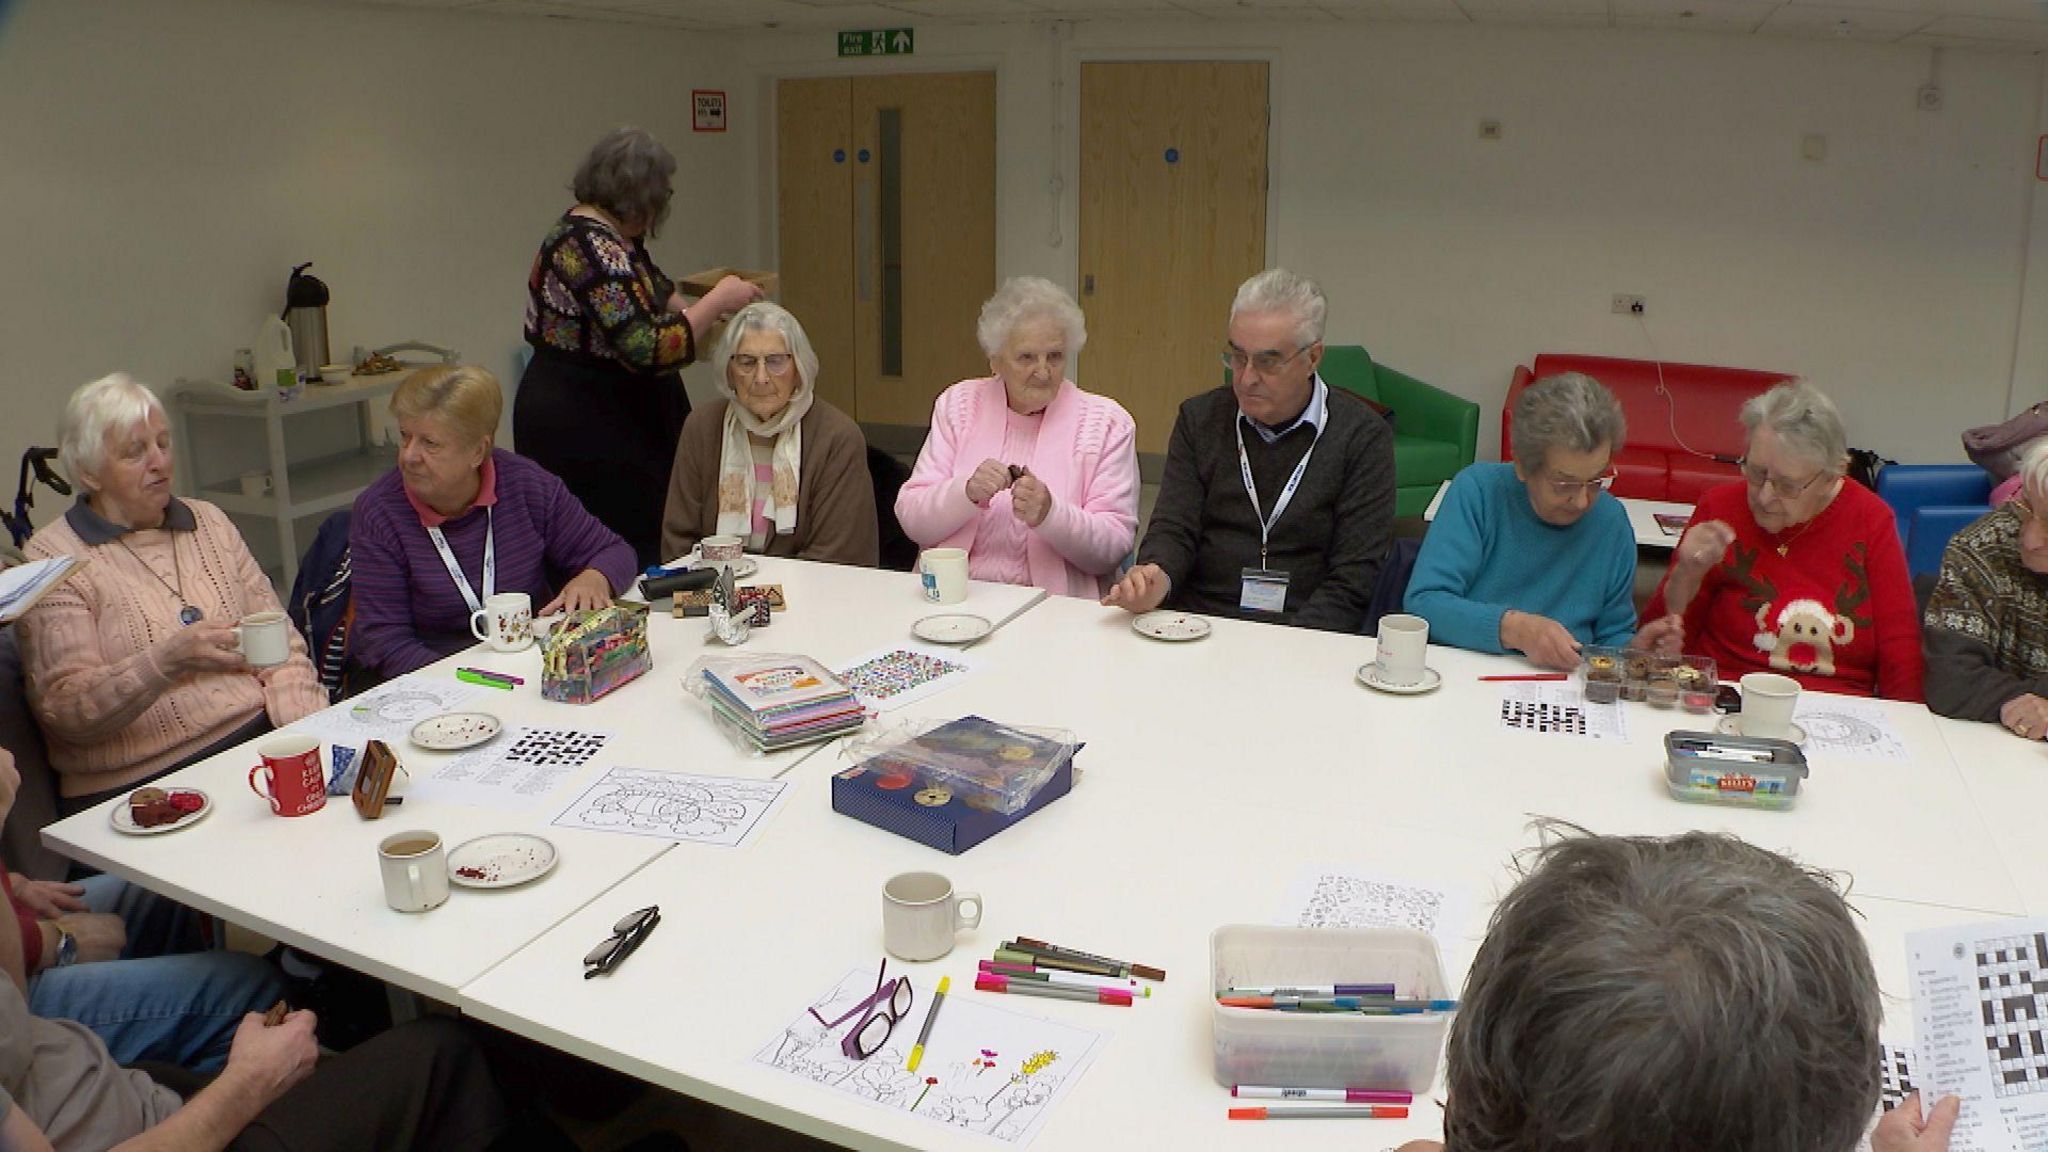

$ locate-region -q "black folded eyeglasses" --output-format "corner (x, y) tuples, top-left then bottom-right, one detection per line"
(584, 906), (660, 979)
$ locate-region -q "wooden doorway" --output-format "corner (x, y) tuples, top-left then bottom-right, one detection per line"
(1079, 61), (1270, 454)
(776, 72), (996, 427)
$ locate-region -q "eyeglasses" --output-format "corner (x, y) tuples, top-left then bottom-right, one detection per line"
(730, 353), (794, 375)
(807, 958), (915, 1061)
(1543, 469), (1618, 497)
(1220, 344), (1311, 376)
(1736, 457), (1830, 499)
(583, 906), (660, 979)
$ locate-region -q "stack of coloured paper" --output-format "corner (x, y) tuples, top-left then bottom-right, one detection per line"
(699, 654), (865, 751)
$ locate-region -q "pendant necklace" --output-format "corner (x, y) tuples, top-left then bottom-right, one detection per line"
(114, 535), (201, 625)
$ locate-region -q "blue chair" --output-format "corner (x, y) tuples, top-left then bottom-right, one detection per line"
(1873, 465), (1993, 580)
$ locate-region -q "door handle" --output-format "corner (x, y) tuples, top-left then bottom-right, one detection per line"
(1082, 273), (1095, 297)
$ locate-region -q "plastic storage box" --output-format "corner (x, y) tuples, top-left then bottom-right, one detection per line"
(1663, 730), (1808, 809)
(1580, 647), (1716, 711)
(1210, 925), (1451, 1092)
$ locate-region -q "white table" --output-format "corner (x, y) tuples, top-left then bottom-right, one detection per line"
(1935, 713), (2048, 916)
(1423, 479), (1691, 551)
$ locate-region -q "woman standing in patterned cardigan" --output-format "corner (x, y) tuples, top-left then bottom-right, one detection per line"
(896, 278), (1140, 598)
(516, 127), (760, 567)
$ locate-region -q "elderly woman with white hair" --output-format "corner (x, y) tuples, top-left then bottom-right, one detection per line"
(18, 375), (326, 813)
(896, 277), (1138, 597)
(1647, 380), (1923, 700)
(1924, 439), (2048, 736)
(1405, 374), (1681, 669)
(660, 302), (877, 566)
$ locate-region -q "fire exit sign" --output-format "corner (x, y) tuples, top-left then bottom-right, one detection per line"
(838, 28), (914, 57)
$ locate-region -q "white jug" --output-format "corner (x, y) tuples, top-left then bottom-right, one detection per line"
(253, 316), (296, 393)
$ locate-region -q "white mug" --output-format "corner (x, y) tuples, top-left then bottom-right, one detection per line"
(918, 548), (969, 605)
(883, 871), (982, 962)
(1374, 613), (1430, 687)
(378, 831), (449, 913)
(469, 592), (532, 652)
(235, 611), (291, 668)
(1739, 672), (1802, 741)
(238, 471), (272, 499)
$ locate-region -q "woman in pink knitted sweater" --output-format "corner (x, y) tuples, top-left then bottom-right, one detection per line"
(18, 376), (326, 813)
(895, 278), (1139, 598)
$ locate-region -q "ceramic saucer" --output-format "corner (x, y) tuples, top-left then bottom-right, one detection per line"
(913, 613), (993, 645)
(446, 833), (559, 889)
(1715, 715), (1808, 745)
(1132, 611), (1211, 642)
(1356, 664), (1443, 695)
(409, 711), (503, 751)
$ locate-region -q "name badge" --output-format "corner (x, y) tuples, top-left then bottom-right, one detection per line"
(1239, 567), (1289, 614)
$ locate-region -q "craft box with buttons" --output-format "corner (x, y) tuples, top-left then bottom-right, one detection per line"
(831, 715), (1079, 854)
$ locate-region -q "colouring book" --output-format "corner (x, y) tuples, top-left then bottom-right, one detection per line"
(756, 966), (1105, 1147)
(551, 767), (790, 847)
(836, 646), (975, 712)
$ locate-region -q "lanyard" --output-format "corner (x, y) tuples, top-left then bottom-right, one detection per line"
(1235, 414), (1325, 569)
(427, 507), (495, 615)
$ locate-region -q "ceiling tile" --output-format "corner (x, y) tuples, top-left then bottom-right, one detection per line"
(1913, 12), (2048, 41)
(1611, 0), (1777, 30)
(1755, 3), (1936, 37)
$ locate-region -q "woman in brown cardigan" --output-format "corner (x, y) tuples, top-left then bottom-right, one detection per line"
(659, 303), (878, 567)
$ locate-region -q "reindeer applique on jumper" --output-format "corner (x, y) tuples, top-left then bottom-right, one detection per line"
(1725, 540), (1875, 678)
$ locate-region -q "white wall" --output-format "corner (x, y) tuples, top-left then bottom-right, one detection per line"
(0, 0), (759, 516)
(737, 19), (2045, 463)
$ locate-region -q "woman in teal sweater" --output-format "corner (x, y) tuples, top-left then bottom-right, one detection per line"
(1405, 373), (1681, 669)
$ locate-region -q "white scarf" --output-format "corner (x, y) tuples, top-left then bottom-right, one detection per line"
(716, 381), (812, 541)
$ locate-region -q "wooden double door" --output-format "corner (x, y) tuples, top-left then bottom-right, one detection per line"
(777, 73), (997, 426)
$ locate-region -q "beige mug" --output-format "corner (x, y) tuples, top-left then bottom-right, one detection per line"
(378, 831), (449, 913)
(883, 871), (982, 962)
(1374, 613), (1430, 686)
(235, 611), (291, 668)
(918, 548), (969, 605)
(1739, 672), (1802, 741)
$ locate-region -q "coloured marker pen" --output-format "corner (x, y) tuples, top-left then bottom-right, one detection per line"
(1229, 1105), (1409, 1120)
(978, 961), (1150, 996)
(1221, 983), (1397, 998)
(455, 669), (513, 690)
(974, 974), (1132, 1006)
(1232, 1086), (1413, 1104)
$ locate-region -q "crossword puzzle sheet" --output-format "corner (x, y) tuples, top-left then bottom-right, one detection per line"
(1908, 917), (2048, 1152)
(1977, 932), (2048, 1099)
(1497, 683), (1628, 742)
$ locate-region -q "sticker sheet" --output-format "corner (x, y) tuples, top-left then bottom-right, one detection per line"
(551, 766), (790, 847)
(1497, 682), (1628, 742)
(756, 966), (1105, 1147)
(836, 646), (976, 712)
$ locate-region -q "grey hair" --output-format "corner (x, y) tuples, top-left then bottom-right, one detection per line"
(1229, 269), (1327, 348)
(715, 302), (821, 394)
(1741, 380), (1849, 472)
(975, 277), (1087, 360)
(1510, 373), (1627, 468)
(59, 373), (166, 489)
(570, 127), (677, 237)
(2018, 438), (2048, 506)
(1443, 824), (1881, 1152)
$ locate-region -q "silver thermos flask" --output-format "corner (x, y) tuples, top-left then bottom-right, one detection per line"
(283, 262), (330, 373)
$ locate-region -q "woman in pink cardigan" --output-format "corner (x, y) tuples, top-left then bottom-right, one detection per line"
(897, 278), (1139, 598)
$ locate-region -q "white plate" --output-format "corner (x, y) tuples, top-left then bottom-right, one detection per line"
(913, 613), (993, 645)
(1716, 715), (1809, 745)
(688, 555), (759, 581)
(409, 711), (503, 751)
(446, 833), (559, 890)
(110, 788), (213, 836)
(1356, 664), (1443, 695)
(1132, 611), (1211, 642)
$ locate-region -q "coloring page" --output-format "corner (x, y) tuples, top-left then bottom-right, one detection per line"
(1795, 695), (1910, 762)
(1907, 918), (2048, 1152)
(405, 726), (614, 812)
(756, 966), (1105, 1147)
(1497, 682), (1628, 742)
(552, 767), (790, 847)
(836, 646), (976, 712)
(281, 675), (487, 792)
(1280, 867), (1476, 961)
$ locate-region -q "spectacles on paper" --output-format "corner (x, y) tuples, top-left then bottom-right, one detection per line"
(1737, 457), (1830, 499)
(1220, 344), (1311, 376)
(807, 957), (915, 1061)
(584, 906), (660, 979)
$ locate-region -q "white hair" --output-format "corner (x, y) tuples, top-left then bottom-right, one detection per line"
(2018, 438), (2048, 507)
(1740, 381), (1848, 472)
(1230, 268), (1327, 348)
(975, 277), (1087, 360)
(715, 302), (821, 394)
(59, 373), (165, 489)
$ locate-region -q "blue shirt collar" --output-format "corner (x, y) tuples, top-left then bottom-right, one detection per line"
(1242, 376), (1329, 444)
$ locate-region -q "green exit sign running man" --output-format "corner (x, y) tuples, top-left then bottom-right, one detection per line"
(838, 28), (914, 57)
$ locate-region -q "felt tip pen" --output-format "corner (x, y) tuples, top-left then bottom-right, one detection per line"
(974, 974), (1132, 1005)
(978, 961), (1150, 996)
(994, 947), (1120, 978)
(1478, 673), (1570, 682)
(1228, 1105), (1409, 1120)
(1014, 936), (1166, 982)
(1219, 996), (1457, 1012)
(1232, 1087), (1414, 1104)
(1221, 984), (1397, 998)
(456, 669), (515, 690)
(906, 976), (949, 1072)
(463, 666), (523, 686)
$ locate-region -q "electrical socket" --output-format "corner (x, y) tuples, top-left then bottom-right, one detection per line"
(1612, 294), (1646, 316)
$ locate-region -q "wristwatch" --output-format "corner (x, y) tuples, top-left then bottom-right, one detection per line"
(52, 926), (78, 968)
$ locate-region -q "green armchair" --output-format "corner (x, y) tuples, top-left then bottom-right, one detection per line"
(1318, 345), (1478, 517)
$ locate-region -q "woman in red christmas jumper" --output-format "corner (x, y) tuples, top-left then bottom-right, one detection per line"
(1645, 381), (1923, 700)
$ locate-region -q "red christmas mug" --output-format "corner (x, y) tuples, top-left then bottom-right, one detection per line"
(247, 734), (326, 817)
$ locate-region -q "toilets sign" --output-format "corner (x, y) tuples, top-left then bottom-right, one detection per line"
(838, 28), (914, 57)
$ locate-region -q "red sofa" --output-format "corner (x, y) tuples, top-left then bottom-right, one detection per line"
(1502, 353), (1793, 502)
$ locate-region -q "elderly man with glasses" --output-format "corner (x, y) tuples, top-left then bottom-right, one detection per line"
(1102, 269), (1394, 632)
(1645, 381), (1923, 701)
(1405, 374), (1682, 670)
